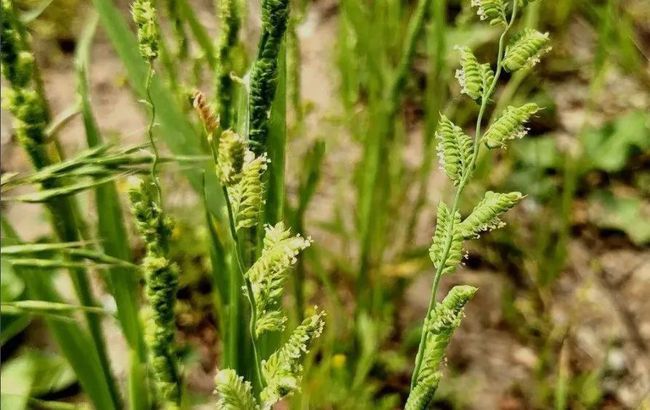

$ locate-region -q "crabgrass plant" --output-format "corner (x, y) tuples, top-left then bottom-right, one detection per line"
(406, 0), (551, 408)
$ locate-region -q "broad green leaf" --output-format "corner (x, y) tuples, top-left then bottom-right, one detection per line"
(581, 111), (650, 173)
(587, 190), (650, 245)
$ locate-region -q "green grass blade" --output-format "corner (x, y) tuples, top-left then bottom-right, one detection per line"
(1, 301), (110, 316)
(176, 0), (216, 69)
(75, 13), (150, 409)
(265, 44), (287, 226)
(1, 218), (116, 410)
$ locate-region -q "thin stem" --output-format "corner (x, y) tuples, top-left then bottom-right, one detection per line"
(222, 186), (265, 391)
(144, 64), (162, 205)
(145, 65), (162, 208)
(410, 2), (518, 389)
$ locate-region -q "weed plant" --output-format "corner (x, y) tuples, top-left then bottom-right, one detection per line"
(406, 1), (550, 407)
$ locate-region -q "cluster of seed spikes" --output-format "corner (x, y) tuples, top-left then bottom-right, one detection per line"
(128, 178), (181, 409)
(407, 1), (550, 408)
(207, 123), (325, 408)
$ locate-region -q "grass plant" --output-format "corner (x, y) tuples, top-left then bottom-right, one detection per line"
(3, 0), (645, 408)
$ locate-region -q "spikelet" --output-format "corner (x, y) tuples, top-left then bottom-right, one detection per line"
(471, 0), (506, 26)
(429, 203), (463, 276)
(131, 0), (159, 61)
(192, 91), (219, 135)
(217, 130), (246, 186)
(407, 286), (477, 410)
(214, 369), (259, 410)
(459, 191), (523, 239)
(245, 222), (312, 336)
(260, 309), (325, 407)
(230, 152), (269, 230)
(436, 115), (474, 185)
(455, 46), (483, 100)
(482, 103), (539, 149)
(502, 29), (551, 72)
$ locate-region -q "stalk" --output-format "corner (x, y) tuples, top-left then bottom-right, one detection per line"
(215, 0), (241, 129)
(410, 3), (519, 389)
(222, 187), (266, 393)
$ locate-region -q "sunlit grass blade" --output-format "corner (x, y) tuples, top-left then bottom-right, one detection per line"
(0, 218), (116, 410)
(176, 0), (216, 69)
(265, 45), (287, 227)
(75, 13), (150, 410)
(1, 301), (110, 316)
(2, 174), (127, 203)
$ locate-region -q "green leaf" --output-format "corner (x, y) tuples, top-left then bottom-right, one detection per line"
(581, 111), (650, 173)
(3, 174), (125, 203)
(587, 190), (650, 245)
(1, 350), (76, 402)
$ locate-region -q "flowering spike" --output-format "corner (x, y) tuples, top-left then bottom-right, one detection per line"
(245, 222), (312, 336)
(483, 103), (539, 149)
(429, 203), (463, 276)
(502, 29), (551, 72)
(460, 191), (524, 239)
(407, 286), (477, 410)
(192, 91), (219, 135)
(217, 130), (246, 186)
(131, 0), (160, 61)
(214, 369), (259, 410)
(436, 115), (474, 185)
(260, 309), (325, 407)
(248, 0), (290, 154)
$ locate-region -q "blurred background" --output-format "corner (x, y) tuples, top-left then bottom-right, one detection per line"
(1, 0), (649, 409)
